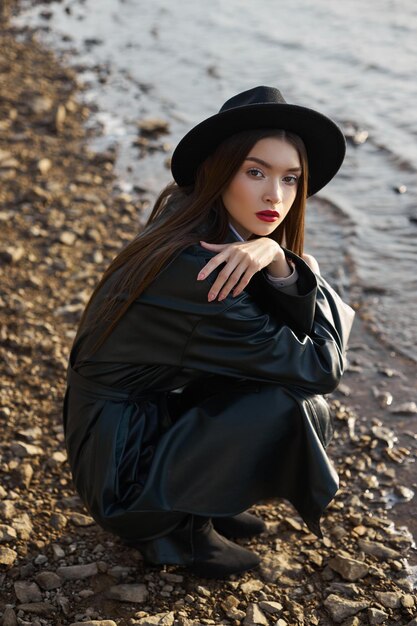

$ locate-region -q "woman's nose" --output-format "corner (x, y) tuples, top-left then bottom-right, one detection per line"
(264, 181), (282, 205)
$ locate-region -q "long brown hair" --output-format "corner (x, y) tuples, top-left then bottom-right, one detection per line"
(77, 128), (309, 352)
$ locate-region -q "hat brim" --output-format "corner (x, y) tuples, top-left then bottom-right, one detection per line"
(171, 103), (346, 196)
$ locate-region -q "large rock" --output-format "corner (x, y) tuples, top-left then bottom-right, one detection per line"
(328, 555), (369, 581)
(14, 580), (42, 602)
(323, 594), (369, 623)
(57, 562), (98, 580)
(107, 583), (148, 603)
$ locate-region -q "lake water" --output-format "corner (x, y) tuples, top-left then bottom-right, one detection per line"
(15, 0), (417, 359)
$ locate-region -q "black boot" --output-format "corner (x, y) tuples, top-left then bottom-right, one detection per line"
(136, 515), (260, 579)
(212, 511), (266, 539)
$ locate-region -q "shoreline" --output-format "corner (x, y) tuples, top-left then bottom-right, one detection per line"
(1, 5), (416, 626)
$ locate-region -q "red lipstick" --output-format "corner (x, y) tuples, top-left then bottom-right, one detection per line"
(256, 210), (280, 222)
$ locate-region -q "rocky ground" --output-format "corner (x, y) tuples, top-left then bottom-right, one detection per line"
(1, 4), (417, 626)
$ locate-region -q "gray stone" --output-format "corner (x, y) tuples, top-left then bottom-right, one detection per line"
(1, 607), (18, 626)
(328, 555), (369, 581)
(107, 583), (148, 603)
(324, 594), (369, 623)
(374, 591), (402, 608)
(14, 580), (42, 603)
(57, 562), (98, 580)
(17, 602), (57, 616)
(367, 607), (389, 624)
(243, 603), (269, 626)
(34, 571), (62, 590)
(0, 524), (17, 542)
(405, 619), (417, 626)
(160, 571), (184, 583)
(358, 539), (402, 560)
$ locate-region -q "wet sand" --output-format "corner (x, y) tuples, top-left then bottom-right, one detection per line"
(0, 4), (416, 625)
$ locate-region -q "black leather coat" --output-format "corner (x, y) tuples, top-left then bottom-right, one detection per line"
(64, 230), (355, 543)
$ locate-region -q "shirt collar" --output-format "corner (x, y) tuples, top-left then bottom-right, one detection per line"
(228, 222), (245, 242)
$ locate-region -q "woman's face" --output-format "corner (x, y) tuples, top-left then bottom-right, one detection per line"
(222, 137), (302, 240)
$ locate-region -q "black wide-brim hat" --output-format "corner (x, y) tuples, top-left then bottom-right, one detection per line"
(171, 86), (346, 196)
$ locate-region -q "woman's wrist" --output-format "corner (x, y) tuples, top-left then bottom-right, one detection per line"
(267, 246), (293, 278)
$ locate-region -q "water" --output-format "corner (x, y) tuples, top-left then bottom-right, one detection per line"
(15, 0), (417, 359)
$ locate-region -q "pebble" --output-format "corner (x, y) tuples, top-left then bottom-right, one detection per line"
(258, 600), (283, 614)
(10, 441), (43, 457)
(374, 590), (402, 608)
(137, 117), (169, 136)
(107, 583), (148, 603)
(14, 580), (42, 602)
(69, 622), (117, 626)
(0, 246), (25, 264)
(1, 607), (18, 626)
(34, 570), (62, 590)
(323, 594), (369, 622)
(367, 607), (389, 624)
(0, 524), (17, 542)
(134, 612), (175, 626)
(57, 562), (99, 580)
(37, 158), (52, 175)
(70, 512), (95, 526)
(17, 602), (57, 616)
(243, 603), (269, 626)
(13, 514), (33, 540)
(391, 401), (417, 415)
(328, 555), (369, 581)
(59, 231), (77, 246)
(357, 538), (402, 559)
(50, 512), (68, 530)
(240, 579), (264, 594)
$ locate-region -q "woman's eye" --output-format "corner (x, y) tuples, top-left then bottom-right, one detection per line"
(283, 175), (298, 185)
(247, 168), (264, 178)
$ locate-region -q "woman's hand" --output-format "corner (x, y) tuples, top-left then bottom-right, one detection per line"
(197, 238), (287, 301)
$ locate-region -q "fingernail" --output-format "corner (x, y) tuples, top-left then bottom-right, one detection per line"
(197, 272), (205, 280)
(218, 294), (225, 301)
(208, 293), (215, 301)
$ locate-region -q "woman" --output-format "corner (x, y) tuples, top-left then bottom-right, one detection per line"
(64, 86), (355, 578)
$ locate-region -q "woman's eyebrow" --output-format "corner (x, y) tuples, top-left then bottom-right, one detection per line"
(245, 156), (302, 172)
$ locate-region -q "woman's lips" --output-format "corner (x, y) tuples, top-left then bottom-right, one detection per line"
(256, 210), (280, 223)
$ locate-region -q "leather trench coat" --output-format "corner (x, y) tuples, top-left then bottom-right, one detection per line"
(63, 229), (355, 543)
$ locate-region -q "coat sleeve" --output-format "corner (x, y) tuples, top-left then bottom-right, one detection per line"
(182, 271), (355, 395)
